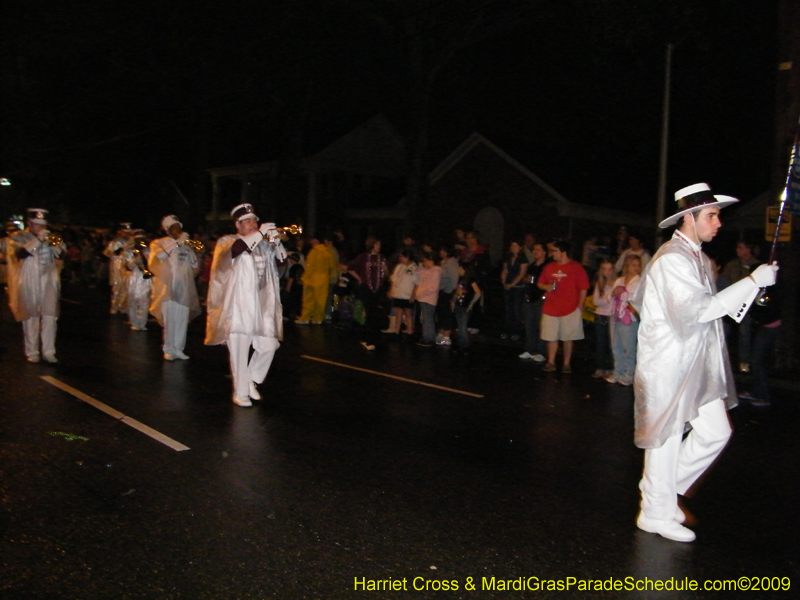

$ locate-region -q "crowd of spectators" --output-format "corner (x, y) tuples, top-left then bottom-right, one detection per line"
(1, 219), (773, 394)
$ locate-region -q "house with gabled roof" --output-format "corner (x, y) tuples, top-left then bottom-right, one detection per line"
(419, 132), (653, 266)
(207, 114), (406, 235)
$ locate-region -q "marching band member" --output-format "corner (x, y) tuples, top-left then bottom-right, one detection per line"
(205, 203), (285, 407)
(6, 208), (66, 363)
(0, 221), (23, 289)
(148, 215), (202, 360)
(103, 223), (134, 314)
(633, 183), (778, 542)
(124, 229), (153, 331)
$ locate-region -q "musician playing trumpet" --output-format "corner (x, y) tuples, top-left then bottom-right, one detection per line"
(149, 215), (202, 360)
(103, 223), (135, 314)
(6, 208), (66, 363)
(205, 203), (285, 407)
(123, 229), (153, 331)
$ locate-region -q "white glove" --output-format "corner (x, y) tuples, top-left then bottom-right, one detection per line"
(177, 232), (189, 244)
(259, 222), (281, 243)
(750, 263), (778, 288)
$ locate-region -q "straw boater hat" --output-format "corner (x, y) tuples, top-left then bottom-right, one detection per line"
(161, 215), (182, 232)
(659, 183), (738, 229)
(26, 208), (49, 225)
(231, 203), (259, 222)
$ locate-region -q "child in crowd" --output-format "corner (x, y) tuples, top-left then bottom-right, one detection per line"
(412, 252), (442, 347)
(590, 259), (615, 378)
(451, 263), (482, 355)
(333, 258), (357, 328)
(281, 252), (304, 321)
(606, 255), (642, 386)
(388, 249), (419, 339)
(436, 245), (459, 346)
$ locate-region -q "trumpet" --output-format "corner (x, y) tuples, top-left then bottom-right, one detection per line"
(184, 238), (205, 253)
(44, 232), (63, 247)
(275, 224), (303, 235)
(132, 244), (154, 279)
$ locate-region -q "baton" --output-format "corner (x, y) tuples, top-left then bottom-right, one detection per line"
(755, 115), (800, 305)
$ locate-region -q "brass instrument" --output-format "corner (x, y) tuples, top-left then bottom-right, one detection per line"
(133, 239), (153, 279)
(44, 232), (63, 247)
(275, 224), (303, 235)
(184, 238), (205, 253)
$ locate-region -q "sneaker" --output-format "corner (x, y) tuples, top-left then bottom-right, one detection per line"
(232, 396), (253, 407)
(519, 351), (534, 360)
(43, 354), (58, 364)
(531, 354), (546, 363)
(562, 364), (572, 374)
(249, 382), (261, 400)
(360, 341), (376, 351)
(173, 351), (190, 360)
(542, 363), (556, 372)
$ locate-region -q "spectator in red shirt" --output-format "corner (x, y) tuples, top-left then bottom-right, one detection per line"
(537, 240), (590, 373)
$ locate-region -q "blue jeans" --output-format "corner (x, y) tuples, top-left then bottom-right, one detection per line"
(593, 317), (613, 371)
(738, 313), (754, 364)
(419, 302), (437, 344)
(523, 300), (546, 355)
(751, 324), (779, 400)
(612, 321), (639, 381)
(454, 305), (472, 348)
(503, 287), (525, 335)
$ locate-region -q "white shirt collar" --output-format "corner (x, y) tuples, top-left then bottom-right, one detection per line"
(674, 229), (701, 253)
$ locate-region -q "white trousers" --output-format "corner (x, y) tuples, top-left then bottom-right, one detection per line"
(23, 315), (57, 360)
(128, 294), (149, 329)
(639, 398), (731, 521)
(227, 333), (280, 400)
(162, 301), (189, 356)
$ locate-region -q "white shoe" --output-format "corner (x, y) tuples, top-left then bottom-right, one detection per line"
(531, 354), (546, 363)
(636, 512), (695, 542)
(232, 396), (252, 407)
(173, 351), (190, 360)
(43, 354), (58, 364)
(519, 352), (533, 359)
(249, 382), (261, 400)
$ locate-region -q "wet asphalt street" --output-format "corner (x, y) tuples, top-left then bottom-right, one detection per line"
(1, 284), (798, 599)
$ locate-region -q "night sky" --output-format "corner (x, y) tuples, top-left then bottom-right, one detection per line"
(0, 0), (779, 227)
